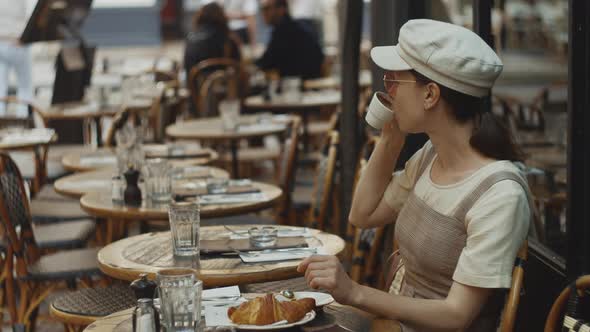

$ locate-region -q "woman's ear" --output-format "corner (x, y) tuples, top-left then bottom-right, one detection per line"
(423, 82), (440, 110)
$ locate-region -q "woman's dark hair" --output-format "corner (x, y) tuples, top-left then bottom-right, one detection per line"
(193, 2), (229, 35)
(411, 70), (524, 162)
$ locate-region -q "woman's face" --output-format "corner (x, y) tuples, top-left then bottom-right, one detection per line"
(384, 70), (427, 133)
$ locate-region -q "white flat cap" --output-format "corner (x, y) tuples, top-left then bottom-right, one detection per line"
(371, 19), (503, 97)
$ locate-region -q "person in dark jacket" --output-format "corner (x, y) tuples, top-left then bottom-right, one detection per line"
(256, 0), (324, 79)
(184, 2), (241, 115)
(184, 2), (241, 74)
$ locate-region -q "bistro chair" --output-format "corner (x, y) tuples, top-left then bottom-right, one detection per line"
(0, 97), (93, 226)
(200, 116), (301, 226)
(0, 153), (101, 331)
(241, 131), (339, 294)
(188, 58), (242, 117)
(50, 285), (136, 332)
(544, 275), (590, 332)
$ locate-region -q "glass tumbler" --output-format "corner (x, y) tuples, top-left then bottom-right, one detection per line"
(145, 158), (171, 202)
(168, 200), (200, 257)
(157, 269), (202, 332)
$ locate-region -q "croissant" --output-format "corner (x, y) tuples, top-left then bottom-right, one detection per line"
(227, 293), (315, 325)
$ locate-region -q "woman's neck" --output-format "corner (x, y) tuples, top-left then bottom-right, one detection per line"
(427, 118), (491, 173)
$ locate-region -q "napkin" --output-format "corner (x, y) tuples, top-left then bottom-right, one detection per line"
(229, 227), (312, 240)
(79, 155), (117, 166)
(199, 193), (267, 205)
(238, 248), (318, 263)
(202, 286), (240, 301)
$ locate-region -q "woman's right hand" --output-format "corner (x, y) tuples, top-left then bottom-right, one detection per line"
(381, 117), (406, 149)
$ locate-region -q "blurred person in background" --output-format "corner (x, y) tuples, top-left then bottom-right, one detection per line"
(289, 0), (323, 45)
(203, 0), (258, 47)
(184, 2), (241, 114)
(0, 0), (33, 116)
(256, 0), (324, 79)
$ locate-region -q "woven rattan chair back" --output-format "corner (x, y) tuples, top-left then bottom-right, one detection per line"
(275, 116), (301, 225)
(188, 58), (241, 117)
(0, 153), (40, 276)
(306, 131), (339, 231)
(544, 275), (590, 332)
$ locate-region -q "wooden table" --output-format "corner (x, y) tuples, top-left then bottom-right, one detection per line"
(84, 300), (400, 332)
(98, 226), (343, 286)
(54, 166), (230, 199)
(166, 115), (288, 177)
(243, 90), (340, 151)
(81, 181), (282, 221)
(61, 146), (218, 173)
(0, 128), (57, 192)
(38, 99), (153, 146)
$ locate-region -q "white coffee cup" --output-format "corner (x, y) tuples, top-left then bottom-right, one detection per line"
(365, 92), (395, 130)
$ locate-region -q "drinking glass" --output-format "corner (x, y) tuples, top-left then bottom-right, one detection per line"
(145, 158), (171, 202)
(219, 99), (240, 131)
(168, 200), (200, 257)
(157, 269), (202, 332)
(281, 77), (302, 102)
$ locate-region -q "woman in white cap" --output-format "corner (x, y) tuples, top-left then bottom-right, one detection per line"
(298, 19), (533, 331)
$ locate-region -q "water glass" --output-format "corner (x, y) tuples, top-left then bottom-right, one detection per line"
(281, 77), (302, 102)
(145, 158), (171, 202)
(219, 99), (240, 131)
(248, 226), (278, 248)
(206, 178), (228, 194)
(168, 200), (200, 257)
(157, 269), (202, 332)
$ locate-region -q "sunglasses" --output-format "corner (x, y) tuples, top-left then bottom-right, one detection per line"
(383, 75), (417, 93)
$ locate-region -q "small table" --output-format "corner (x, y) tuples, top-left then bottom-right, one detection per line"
(81, 181), (282, 221)
(243, 90), (340, 151)
(38, 99), (153, 146)
(166, 115), (288, 177)
(0, 128), (57, 192)
(98, 226), (344, 286)
(61, 146), (218, 173)
(83, 300), (401, 332)
(54, 166), (230, 199)
(303, 69), (372, 90)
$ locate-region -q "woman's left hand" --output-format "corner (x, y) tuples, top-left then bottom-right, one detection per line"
(297, 255), (359, 305)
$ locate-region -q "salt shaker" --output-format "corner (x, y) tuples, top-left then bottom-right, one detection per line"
(132, 299), (156, 332)
(111, 175), (124, 202)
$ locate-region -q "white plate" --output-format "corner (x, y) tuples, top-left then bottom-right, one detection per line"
(293, 292), (335, 307)
(235, 310), (316, 330)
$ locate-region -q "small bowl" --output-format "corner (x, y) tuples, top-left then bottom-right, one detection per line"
(248, 226), (278, 248)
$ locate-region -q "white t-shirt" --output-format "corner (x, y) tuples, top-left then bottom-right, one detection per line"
(0, 0), (35, 40)
(384, 141), (530, 288)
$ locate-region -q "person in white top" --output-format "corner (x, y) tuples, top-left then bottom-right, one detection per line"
(0, 0), (34, 115)
(203, 0), (258, 46)
(298, 19), (533, 331)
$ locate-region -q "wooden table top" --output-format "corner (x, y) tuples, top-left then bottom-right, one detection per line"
(84, 300), (400, 332)
(303, 69), (372, 90)
(244, 90), (341, 110)
(98, 226), (344, 286)
(54, 166), (230, 199)
(166, 115), (288, 140)
(0, 129), (57, 150)
(80, 182), (282, 221)
(37, 99), (153, 121)
(61, 146), (218, 173)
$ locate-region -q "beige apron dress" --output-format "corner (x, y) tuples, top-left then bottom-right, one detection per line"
(389, 147), (530, 332)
